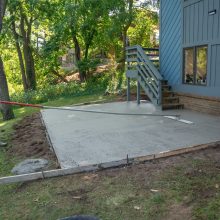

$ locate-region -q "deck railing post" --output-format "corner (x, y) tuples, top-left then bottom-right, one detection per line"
(127, 77), (131, 102)
(158, 80), (162, 105)
(137, 81), (140, 105)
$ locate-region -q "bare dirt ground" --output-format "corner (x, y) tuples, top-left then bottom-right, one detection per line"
(8, 113), (59, 169)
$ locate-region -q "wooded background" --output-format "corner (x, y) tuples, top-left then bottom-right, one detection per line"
(0, 0), (159, 120)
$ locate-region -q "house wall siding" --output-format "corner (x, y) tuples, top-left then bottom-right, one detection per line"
(160, 0), (182, 86)
(211, 44), (220, 87)
(183, 0), (220, 46)
(160, 0), (220, 98)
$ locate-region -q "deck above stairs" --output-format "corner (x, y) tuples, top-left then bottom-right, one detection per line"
(126, 45), (184, 110)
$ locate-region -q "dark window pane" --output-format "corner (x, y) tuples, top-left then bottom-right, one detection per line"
(196, 46), (207, 85)
(184, 48), (194, 84)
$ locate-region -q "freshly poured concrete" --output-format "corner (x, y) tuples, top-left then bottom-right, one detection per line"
(41, 102), (220, 168)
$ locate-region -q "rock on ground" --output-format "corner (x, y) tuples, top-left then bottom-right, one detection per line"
(0, 141), (7, 147)
(11, 159), (49, 175)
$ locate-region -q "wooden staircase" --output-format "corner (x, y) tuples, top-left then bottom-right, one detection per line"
(126, 45), (184, 110)
(161, 80), (184, 110)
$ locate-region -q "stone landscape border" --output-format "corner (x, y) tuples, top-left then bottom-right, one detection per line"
(0, 141), (219, 185)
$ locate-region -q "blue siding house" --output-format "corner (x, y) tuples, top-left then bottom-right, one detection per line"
(160, 0), (220, 98)
(126, 0), (220, 115)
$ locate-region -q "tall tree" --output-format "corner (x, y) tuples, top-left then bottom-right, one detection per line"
(64, 0), (84, 80)
(7, 0), (45, 90)
(0, 0), (14, 120)
(128, 7), (159, 47)
(19, 2), (36, 90)
(50, 0), (114, 81)
(104, 0), (135, 70)
(11, 18), (28, 91)
(122, 0), (134, 70)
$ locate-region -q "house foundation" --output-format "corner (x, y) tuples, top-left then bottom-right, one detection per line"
(176, 93), (220, 116)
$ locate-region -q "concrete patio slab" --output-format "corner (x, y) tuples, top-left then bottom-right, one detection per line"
(41, 101), (220, 169)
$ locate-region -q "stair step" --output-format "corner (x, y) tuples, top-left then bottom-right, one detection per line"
(162, 96), (179, 104)
(162, 85), (171, 91)
(161, 80), (168, 85)
(162, 91), (175, 97)
(162, 103), (184, 110)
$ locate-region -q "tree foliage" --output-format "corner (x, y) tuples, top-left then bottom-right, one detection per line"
(0, 0), (159, 119)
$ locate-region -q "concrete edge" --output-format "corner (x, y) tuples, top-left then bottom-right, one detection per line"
(0, 172), (44, 184)
(39, 112), (60, 166)
(134, 141), (220, 163)
(40, 110), (66, 168)
(0, 141), (219, 185)
(39, 112), (53, 150)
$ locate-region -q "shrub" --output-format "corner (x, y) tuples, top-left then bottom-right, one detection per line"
(10, 69), (128, 105)
(10, 72), (120, 104)
(77, 58), (100, 79)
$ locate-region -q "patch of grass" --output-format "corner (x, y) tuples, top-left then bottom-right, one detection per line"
(193, 197), (220, 220)
(43, 93), (117, 107)
(0, 151), (17, 176)
(152, 158), (220, 220)
(0, 152), (220, 219)
(0, 171), (164, 220)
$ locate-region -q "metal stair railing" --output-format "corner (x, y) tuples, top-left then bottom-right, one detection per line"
(126, 45), (163, 105)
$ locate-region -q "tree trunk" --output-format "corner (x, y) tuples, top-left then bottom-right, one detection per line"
(11, 21), (28, 91)
(27, 43), (36, 89)
(84, 29), (95, 60)
(72, 35), (85, 82)
(0, 0), (6, 31)
(120, 0), (134, 72)
(121, 30), (128, 71)
(81, 30), (95, 80)
(20, 15), (36, 90)
(84, 44), (89, 60)
(0, 57), (15, 120)
(73, 35), (81, 62)
(0, 0), (14, 120)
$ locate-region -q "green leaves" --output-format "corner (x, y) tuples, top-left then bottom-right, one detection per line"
(2, 0), (159, 92)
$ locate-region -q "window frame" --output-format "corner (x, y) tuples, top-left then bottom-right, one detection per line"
(183, 45), (208, 86)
